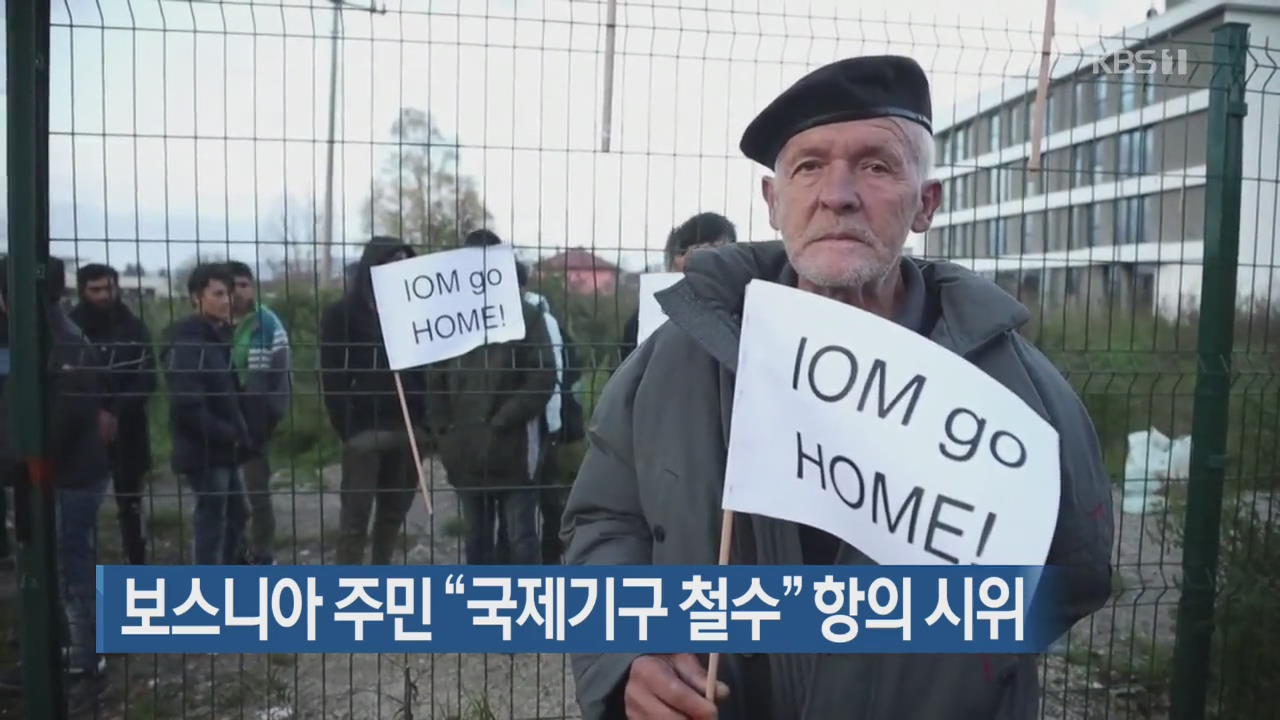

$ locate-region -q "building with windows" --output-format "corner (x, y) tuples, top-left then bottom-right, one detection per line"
(918, 0), (1280, 318)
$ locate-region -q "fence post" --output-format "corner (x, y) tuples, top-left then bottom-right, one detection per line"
(5, 0), (64, 717)
(1169, 21), (1249, 720)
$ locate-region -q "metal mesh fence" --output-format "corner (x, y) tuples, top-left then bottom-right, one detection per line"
(2, 0), (1279, 718)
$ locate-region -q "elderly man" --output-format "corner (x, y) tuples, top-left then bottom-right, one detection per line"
(561, 56), (1114, 720)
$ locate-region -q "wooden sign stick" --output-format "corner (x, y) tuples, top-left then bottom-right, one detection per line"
(704, 508), (735, 701)
(394, 370), (433, 515)
(1027, 0), (1057, 173)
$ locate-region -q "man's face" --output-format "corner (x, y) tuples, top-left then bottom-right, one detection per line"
(762, 118), (941, 289)
(232, 275), (256, 314)
(81, 276), (115, 310)
(669, 237), (731, 273)
(193, 279), (232, 323)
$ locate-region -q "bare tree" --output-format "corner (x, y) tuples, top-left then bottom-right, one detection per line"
(364, 108), (491, 251)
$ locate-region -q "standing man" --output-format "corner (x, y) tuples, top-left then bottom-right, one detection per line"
(519, 261), (585, 564)
(0, 257), (112, 710)
(428, 230), (555, 565)
(167, 263), (252, 565)
(562, 56), (1114, 719)
(226, 261), (291, 566)
(620, 212), (738, 361)
(70, 263), (156, 565)
(320, 236), (427, 565)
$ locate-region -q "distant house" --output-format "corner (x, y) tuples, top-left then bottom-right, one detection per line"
(535, 248), (620, 295)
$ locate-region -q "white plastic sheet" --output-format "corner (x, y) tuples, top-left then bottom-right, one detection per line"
(1122, 427), (1191, 515)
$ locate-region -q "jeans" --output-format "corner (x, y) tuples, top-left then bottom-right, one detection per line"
(459, 488), (539, 565)
(186, 466), (248, 565)
(57, 475), (110, 674)
(241, 451), (275, 561)
(338, 429), (420, 565)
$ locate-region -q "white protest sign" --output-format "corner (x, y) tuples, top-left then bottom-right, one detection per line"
(723, 280), (1061, 566)
(370, 245), (526, 370)
(636, 272), (683, 345)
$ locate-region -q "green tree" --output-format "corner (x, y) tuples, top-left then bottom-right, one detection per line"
(364, 108), (491, 251)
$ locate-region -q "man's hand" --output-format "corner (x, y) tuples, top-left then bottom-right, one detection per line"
(97, 410), (118, 444)
(624, 654), (729, 719)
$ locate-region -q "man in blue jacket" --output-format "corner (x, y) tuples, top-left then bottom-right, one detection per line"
(166, 263), (252, 565)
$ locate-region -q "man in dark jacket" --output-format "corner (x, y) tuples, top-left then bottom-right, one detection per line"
(320, 236), (428, 565)
(619, 212), (738, 362)
(562, 56), (1114, 720)
(167, 263), (252, 565)
(427, 230), (555, 565)
(70, 263), (156, 565)
(0, 257), (112, 706)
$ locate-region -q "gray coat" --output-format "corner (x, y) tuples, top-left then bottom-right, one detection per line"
(561, 242), (1114, 720)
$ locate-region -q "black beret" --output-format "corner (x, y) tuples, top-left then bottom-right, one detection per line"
(740, 55), (933, 169)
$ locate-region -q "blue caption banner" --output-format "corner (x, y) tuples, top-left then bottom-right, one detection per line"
(98, 565), (1060, 654)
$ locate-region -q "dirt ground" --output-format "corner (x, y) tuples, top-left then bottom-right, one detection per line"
(1, 465), (1179, 719)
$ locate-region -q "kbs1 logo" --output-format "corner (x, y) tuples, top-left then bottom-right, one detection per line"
(1091, 49), (1190, 76)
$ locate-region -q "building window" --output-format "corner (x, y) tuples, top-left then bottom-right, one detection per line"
(1072, 141), (1094, 188)
(1117, 126), (1157, 177)
(1071, 205), (1089, 248)
(1115, 195), (1149, 245)
(1009, 103), (1024, 145)
(1118, 130), (1139, 177)
(1045, 90), (1057, 135)
(1120, 68), (1139, 113)
(1023, 212), (1044, 251)
(1073, 80), (1091, 126)
(1094, 76), (1109, 121)
(993, 217), (1009, 255)
(989, 111), (1002, 153)
(989, 166), (1002, 204)
(1143, 73), (1158, 105)
(1143, 193), (1160, 242)
(1094, 136), (1112, 182)
(1143, 125), (1159, 174)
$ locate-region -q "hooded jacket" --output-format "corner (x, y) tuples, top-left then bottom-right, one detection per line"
(30, 306), (111, 489)
(320, 237), (427, 441)
(561, 241), (1114, 720)
(165, 313), (251, 476)
(69, 299), (156, 478)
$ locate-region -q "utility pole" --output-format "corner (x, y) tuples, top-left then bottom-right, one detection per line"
(321, 1), (341, 285)
(321, 1), (384, 286)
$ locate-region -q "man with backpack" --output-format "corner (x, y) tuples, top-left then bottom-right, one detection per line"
(428, 232), (555, 566)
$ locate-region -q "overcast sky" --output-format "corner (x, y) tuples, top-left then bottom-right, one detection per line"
(13, 0), (1167, 276)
